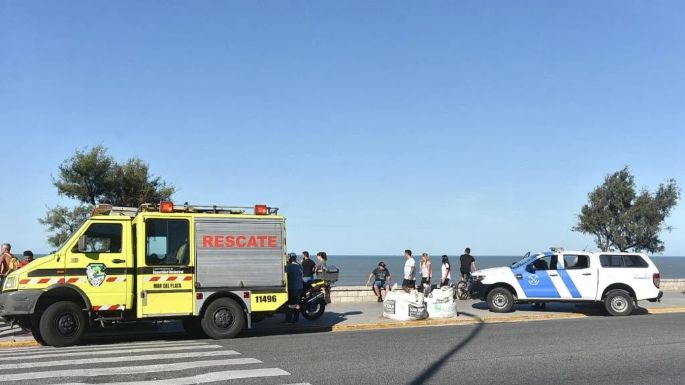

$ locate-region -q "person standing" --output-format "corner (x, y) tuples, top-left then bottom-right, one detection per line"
(366, 261), (391, 302)
(459, 248), (477, 280)
(315, 251), (328, 275)
(301, 251), (316, 287)
(0, 243), (18, 287)
(402, 249), (416, 293)
(440, 255), (451, 286)
(420, 253), (432, 292)
(285, 253), (304, 323)
(19, 250), (34, 268)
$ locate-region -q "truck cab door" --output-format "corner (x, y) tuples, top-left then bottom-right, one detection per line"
(66, 220), (131, 312)
(136, 217), (194, 318)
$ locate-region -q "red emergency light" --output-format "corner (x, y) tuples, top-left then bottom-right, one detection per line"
(160, 201), (174, 213)
(254, 204), (268, 215)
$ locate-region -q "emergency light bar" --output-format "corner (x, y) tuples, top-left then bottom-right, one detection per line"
(151, 202), (279, 215)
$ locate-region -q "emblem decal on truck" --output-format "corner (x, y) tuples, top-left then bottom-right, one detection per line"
(527, 274), (540, 286)
(86, 263), (107, 287)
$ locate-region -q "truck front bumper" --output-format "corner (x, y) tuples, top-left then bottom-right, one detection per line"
(0, 290), (42, 317)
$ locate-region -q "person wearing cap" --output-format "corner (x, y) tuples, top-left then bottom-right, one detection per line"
(285, 253), (304, 323)
(366, 261), (392, 302)
(19, 250), (34, 268)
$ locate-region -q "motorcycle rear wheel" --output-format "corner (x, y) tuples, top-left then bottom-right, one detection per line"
(301, 299), (326, 320)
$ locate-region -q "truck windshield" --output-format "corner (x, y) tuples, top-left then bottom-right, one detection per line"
(511, 252), (538, 269)
(51, 218), (88, 254)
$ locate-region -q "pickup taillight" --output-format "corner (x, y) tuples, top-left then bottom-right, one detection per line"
(653, 273), (661, 288)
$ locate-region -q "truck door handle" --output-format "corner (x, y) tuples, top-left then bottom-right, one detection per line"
(549, 273), (559, 277)
(515, 274), (523, 280)
(582, 273), (592, 276)
(112, 259), (126, 264)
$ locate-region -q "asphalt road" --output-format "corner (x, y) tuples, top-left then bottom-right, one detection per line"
(1, 314), (683, 384)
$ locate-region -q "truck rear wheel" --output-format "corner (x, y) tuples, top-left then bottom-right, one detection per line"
(486, 287), (514, 313)
(38, 301), (87, 347)
(200, 298), (245, 339)
(604, 289), (634, 316)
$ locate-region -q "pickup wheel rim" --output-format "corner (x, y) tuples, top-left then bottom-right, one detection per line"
(611, 296), (627, 312)
(493, 293), (508, 308)
(55, 312), (79, 337)
(213, 307), (235, 329)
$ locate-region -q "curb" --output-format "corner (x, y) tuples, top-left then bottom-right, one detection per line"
(0, 339), (39, 348)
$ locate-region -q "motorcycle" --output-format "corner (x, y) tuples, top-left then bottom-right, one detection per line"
(301, 266), (339, 320)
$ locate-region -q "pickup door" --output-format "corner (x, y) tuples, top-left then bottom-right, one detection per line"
(559, 254), (598, 300)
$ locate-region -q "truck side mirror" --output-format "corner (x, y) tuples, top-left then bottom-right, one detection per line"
(76, 234), (87, 253)
(525, 264), (536, 274)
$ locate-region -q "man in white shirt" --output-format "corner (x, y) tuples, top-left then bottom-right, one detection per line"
(402, 249), (416, 293)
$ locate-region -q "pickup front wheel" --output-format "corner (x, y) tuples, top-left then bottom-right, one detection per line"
(487, 287), (514, 313)
(604, 289), (634, 316)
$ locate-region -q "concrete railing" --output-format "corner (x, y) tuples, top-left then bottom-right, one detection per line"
(331, 279), (685, 303)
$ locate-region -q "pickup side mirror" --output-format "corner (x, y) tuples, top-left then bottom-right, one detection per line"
(76, 234), (87, 253)
(525, 264), (536, 274)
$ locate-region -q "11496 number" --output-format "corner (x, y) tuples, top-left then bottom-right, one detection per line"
(255, 295), (278, 303)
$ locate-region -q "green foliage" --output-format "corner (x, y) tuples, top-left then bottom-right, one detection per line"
(53, 145), (116, 205)
(41, 146), (176, 247)
(573, 167), (680, 253)
(38, 205), (92, 248)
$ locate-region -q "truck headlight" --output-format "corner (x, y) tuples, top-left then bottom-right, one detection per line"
(472, 275), (485, 282)
(3, 276), (17, 291)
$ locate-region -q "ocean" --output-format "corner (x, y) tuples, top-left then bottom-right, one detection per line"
(324, 255), (685, 286)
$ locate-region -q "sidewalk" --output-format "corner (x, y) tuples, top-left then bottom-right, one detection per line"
(3, 292), (684, 348)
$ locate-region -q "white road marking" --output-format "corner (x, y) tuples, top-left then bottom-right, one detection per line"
(0, 340), (213, 357)
(0, 349), (240, 370)
(2, 343), (224, 361)
(69, 368), (291, 385)
(0, 358), (262, 382)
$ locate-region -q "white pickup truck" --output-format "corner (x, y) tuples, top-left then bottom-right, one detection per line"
(469, 249), (663, 316)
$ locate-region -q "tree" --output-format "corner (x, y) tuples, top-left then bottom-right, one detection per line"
(38, 205), (92, 248)
(105, 158), (175, 207)
(573, 167), (680, 253)
(53, 145), (117, 205)
(41, 146), (176, 247)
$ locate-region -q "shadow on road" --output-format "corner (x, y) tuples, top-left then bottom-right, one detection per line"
(409, 311), (485, 385)
(469, 302), (649, 316)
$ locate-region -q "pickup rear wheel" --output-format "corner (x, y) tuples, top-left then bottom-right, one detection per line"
(200, 298), (245, 339)
(38, 301), (87, 347)
(604, 289), (634, 316)
(486, 287), (514, 313)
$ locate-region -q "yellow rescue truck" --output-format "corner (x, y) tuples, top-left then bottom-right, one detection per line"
(0, 202), (290, 347)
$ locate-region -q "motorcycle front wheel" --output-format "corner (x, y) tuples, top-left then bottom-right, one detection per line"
(301, 298), (326, 320)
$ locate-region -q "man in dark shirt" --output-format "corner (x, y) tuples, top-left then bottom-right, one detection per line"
(286, 254), (304, 323)
(366, 261), (392, 302)
(459, 248), (477, 280)
(301, 251), (316, 290)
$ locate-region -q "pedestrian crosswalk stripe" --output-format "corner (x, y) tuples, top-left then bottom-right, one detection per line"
(68, 368), (291, 385)
(0, 343), (223, 360)
(0, 340), (212, 357)
(0, 358), (262, 382)
(0, 349), (240, 370)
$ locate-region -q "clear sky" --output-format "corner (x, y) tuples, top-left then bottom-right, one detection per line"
(1, 1), (684, 256)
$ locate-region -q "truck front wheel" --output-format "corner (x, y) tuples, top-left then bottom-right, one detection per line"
(200, 298), (245, 339)
(604, 289), (634, 316)
(38, 301), (87, 347)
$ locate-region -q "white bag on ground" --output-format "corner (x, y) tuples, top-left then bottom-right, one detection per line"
(382, 287), (428, 321)
(425, 286), (458, 318)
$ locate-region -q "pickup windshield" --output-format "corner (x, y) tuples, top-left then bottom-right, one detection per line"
(511, 252), (539, 269)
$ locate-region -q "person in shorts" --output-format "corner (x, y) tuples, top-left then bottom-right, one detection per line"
(402, 249), (416, 293)
(366, 261), (392, 302)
